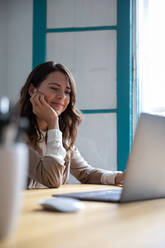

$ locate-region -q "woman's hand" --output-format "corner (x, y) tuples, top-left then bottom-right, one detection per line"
(30, 90), (59, 130)
(115, 171), (126, 185)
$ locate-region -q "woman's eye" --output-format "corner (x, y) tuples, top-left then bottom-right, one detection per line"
(51, 87), (58, 91)
(50, 87), (71, 96)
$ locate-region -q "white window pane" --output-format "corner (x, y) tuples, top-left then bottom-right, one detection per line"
(76, 113), (117, 171)
(139, 0), (165, 115)
(47, 30), (116, 109)
(47, 0), (117, 28)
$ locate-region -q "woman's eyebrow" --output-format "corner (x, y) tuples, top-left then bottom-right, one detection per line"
(48, 82), (60, 86)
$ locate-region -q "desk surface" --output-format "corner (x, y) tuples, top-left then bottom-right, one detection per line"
(1, 184), (165, 248)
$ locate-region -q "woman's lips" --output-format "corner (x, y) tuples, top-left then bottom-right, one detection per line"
(51, 102), (64, 109)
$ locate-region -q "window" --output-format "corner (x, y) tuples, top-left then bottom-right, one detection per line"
(33, 0), (133, 172)
(138, 0), (165, 115)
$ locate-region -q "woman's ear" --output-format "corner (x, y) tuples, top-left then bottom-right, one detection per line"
(28, 84), (37, 96)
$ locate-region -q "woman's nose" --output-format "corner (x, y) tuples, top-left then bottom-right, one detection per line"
(57, 90), (65, 99)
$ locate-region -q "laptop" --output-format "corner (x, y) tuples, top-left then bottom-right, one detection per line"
(53, 113), (165, 203)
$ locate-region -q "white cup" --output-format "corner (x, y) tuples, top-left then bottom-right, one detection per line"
(0, 143), (28, 239)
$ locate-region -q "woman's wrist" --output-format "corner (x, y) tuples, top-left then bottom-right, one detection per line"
(47, 117), (59, 130)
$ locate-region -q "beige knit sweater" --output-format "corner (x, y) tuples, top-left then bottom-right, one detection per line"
(27, 129), (119, 189)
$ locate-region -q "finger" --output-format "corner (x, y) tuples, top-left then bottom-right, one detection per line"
(37, 94), (44, 105)
(31, 88), (43, 99)
(34, 94), (42, 106)
(30, 94), (36, 105)
(40, 94), (48, 105)
(30, 95), (41, 110)
(37, 89), (48, 103)
(30, 92), (38, 103)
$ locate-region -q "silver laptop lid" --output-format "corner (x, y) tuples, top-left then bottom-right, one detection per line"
(121, 113), (165, 202)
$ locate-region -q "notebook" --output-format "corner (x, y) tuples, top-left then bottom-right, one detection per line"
(53, 113), (165, 203)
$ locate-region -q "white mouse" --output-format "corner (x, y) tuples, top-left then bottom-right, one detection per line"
(39, 197), (85, 213)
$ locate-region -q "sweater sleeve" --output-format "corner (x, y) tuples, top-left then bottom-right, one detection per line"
(28, 129), (66, 188)
(101, 171), (121, 185)
(45, 129), (66, 165)
(70, 147), (119, 185)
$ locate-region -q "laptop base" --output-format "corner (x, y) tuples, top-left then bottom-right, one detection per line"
(52, 189), (122, 203)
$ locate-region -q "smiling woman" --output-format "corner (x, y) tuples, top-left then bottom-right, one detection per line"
(19, 61), (79, 152)
(29, 71), (71, 124)
(16, 61), (124, 189)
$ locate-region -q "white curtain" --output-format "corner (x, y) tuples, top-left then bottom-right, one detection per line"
(138, 0), (165, 114)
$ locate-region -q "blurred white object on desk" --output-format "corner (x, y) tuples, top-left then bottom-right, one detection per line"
(0, 143), (28, 239)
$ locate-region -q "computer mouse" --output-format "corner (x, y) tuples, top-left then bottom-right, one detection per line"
(39, 197), (85, 213)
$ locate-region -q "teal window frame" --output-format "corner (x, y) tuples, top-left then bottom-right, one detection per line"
(33, 0), (133, 171)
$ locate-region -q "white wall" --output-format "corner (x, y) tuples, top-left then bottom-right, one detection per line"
(0, 0), (8, 97)
(0, 0), (33, 103)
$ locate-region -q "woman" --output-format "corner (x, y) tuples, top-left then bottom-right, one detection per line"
(18, 61), (124, 188)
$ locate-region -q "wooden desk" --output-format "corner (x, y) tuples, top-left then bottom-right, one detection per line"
(1, 184), (165, 248)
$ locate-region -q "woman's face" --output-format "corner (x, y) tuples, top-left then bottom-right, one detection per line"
(37, 71), (71, 116)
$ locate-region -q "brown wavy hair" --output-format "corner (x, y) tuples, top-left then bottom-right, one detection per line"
(18, 61), (82, 151)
